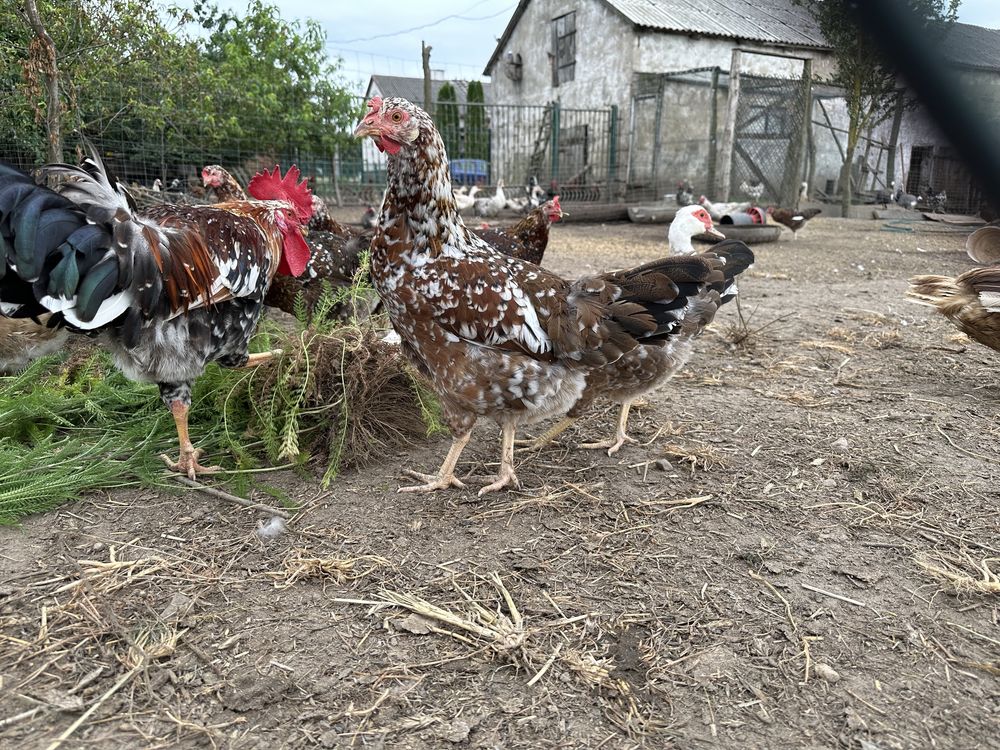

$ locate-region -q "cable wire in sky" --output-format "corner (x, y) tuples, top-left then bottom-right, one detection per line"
(329, 1), (514, 44)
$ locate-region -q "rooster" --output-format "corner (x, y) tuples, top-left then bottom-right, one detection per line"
(354, 96), (752, 494)
(0, 152), (313, 477)
(907, 234), (1000, 354)
(767, 206), (822, 239)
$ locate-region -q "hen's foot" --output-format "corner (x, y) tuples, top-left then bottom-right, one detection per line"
(478, 465), (521, 496)
(161, 447), (221, 480)
(399, 469), (466, 493)
(579, 432), (637, 457)
(513, 417), (576, 452)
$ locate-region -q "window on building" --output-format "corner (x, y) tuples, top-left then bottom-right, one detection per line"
(552, 12), (576, 86)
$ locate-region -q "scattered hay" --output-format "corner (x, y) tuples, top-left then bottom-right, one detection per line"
(825, 326), (857, 343)
(271, 549), (389, 587)
(864, 328), (902, 349)
(661, 442), (726, 473)
(917, 553), (1000, 596)
(800, 340), (854, 354)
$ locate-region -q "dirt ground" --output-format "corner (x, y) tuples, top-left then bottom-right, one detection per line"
(1, 213), (998, 749)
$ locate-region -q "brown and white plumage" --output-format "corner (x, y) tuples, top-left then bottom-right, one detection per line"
(768, 206), (821, 239)
(908, 240), (1000, 354)
(0, 317), (67, 373)
(355, 97), (748, 494)
(472, 197), (562, 266)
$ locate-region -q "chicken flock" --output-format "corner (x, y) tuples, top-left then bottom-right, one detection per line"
(1, 95), (995, 497)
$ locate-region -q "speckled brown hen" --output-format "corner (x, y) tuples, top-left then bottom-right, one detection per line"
(523, 240), (754, 454)
(908, 240), (1000, 355)
(474, 197), (563, 266)
(354, 96), (741, 495)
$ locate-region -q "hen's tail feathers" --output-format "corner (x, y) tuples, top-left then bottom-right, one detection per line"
(706, 239), (755, 305)
(602, 255), (724, 346)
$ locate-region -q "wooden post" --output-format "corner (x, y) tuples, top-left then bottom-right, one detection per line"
(716, 50), (741, 201)
(421, 42), (433, 112)
(25, 0), (62, 164)
(885, 93), (905, 190)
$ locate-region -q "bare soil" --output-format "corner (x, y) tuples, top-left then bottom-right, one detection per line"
(2, 214), (998, 749)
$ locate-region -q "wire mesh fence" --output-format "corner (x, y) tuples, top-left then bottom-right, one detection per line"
(0, 82), (619, 207)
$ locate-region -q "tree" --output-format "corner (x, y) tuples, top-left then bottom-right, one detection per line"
(0, 0), (358, 182)
(435, 82), (460, 159)
(795, 0), (958, 213)
(465, 80), (488, 162)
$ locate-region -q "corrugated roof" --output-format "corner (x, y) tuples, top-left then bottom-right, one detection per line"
(483, 1), (1000, 76)
(366, 76), (492, 105)
(604, 0), (827, 48)
(940, 22), (1000, 72)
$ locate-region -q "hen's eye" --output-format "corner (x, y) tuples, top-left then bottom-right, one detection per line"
(391, 112), (403, 123)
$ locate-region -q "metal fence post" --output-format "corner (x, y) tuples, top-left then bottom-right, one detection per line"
(550, 101), (560, 186)
(606, 104), (618, 202)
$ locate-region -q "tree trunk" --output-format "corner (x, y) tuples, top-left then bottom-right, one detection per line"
(24, 0), (62, 164)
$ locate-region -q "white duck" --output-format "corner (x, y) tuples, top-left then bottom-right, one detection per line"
(475, 179), (506, 217)
(669, 205), (725, 255)
(454, 185), (479, 212)
(698, 195), (750, 221)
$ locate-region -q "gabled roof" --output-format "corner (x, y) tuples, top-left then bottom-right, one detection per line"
(940, 22), (1000, 73)
(364, 75), (492, 105)
(483, 1), (1000, 76)
(484, 0), (829, 74)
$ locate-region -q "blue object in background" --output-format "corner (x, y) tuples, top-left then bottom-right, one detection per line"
(451, 159), (489, 186)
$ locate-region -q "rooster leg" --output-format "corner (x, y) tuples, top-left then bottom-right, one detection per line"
(239, 349), (284, 369)
(514, 416), (576, 451)
(579, 402), (638, 457)
(400, 432), (471, 493)
(160, 400), (221, 479)
(479, 422), (521, 496)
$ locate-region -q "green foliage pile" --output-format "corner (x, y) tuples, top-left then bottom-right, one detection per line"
(0, 272), (442, 524)
(0, 0), (362, 179)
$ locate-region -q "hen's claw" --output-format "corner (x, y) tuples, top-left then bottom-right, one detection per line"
(399, 469), (466, 493)
(579, 432), (637, 457)
(478, 465), (521, 496)
(161, 447), (221, 479)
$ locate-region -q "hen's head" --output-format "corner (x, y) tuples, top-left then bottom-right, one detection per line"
(201, 165), (226, 188)
(674, 205), (722, 239)
(353, 96), (428, 155)
(545, 196), (563, 224)
(247, 165), (314, 277)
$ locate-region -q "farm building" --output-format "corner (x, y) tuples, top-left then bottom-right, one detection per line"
(482, 0), (1000, 212)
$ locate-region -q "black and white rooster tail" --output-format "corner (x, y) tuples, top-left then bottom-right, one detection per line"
(0, 147), (173, 340)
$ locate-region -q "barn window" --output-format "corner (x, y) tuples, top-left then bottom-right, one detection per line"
(552, 12), (576, 86)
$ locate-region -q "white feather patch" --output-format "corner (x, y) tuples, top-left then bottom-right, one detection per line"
(979, 291), (1000, 312)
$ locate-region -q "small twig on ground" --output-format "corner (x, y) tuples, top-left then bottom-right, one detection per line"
(749, 570), (812, 682)
(800, 582), (866, 608)
(526, 642), (563, 687)
(44, 665), (142, 750)
(172, 476), (290, 518)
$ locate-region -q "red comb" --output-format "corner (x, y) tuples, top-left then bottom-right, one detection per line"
(551, 195), (561, 211)
(367, 97), (382, 115)
(247, 165), (314, 221)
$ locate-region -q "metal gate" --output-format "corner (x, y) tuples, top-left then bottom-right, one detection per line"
(727, 65), (812, 207)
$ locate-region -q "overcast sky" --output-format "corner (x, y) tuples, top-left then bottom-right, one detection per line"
(168, 0), (1000, 92)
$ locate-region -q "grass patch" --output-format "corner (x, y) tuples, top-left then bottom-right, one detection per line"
(0, 271), (439, 523)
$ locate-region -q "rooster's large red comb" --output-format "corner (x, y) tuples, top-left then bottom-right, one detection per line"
(248, 165), (313, 221)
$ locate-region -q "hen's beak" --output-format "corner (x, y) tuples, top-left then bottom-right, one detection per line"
(354, 121), (379, 139)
